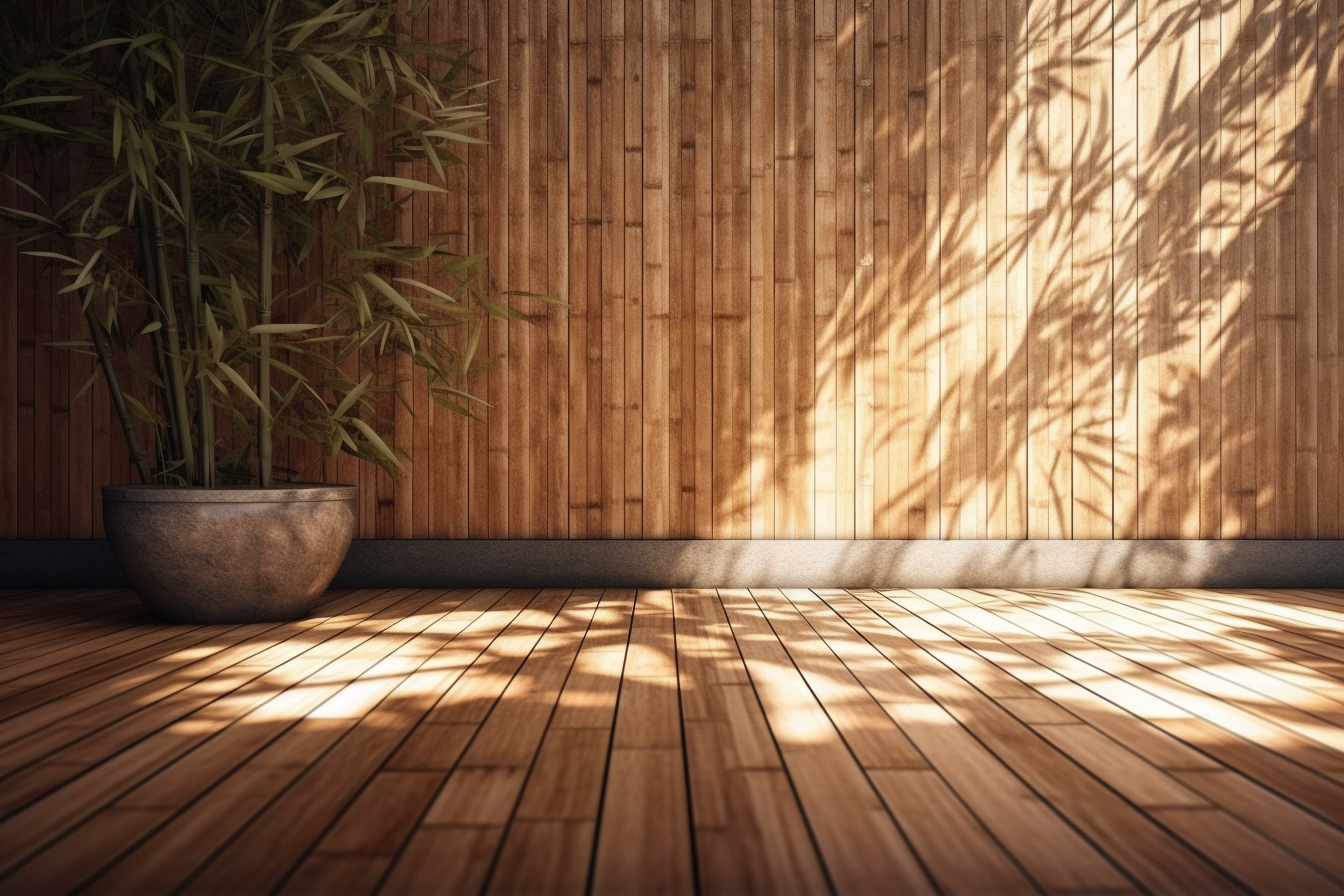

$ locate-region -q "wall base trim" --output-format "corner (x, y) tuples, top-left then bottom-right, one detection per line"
(0, 538), (1338, 590)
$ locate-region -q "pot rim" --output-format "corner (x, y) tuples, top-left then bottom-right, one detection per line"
(102, 483), (358, 503)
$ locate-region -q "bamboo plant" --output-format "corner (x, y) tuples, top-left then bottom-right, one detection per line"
(0, 0), (523, 488)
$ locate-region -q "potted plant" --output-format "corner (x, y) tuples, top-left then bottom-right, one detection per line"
(0, 0), (514, 622)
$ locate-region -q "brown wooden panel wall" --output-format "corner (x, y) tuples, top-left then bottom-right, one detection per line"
(1, 0), (1341, 540)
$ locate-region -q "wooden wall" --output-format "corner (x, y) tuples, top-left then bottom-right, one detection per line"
(2, 0), (1341, 540)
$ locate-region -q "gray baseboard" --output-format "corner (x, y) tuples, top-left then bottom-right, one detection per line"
(1, 538), (1340, 590)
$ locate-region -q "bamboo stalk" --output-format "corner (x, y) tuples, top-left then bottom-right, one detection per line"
(134, 204), (179, 476)
(84, 300), (152, 483)
(173, 13), (213, 487)
(128, 54), (195, 484)
(144, 182), (196, 484)
(257, 17), (275, 488)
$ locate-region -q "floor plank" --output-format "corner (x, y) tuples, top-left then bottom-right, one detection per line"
(2, 587), (1344, 895)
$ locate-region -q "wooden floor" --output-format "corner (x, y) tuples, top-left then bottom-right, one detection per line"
(3, 588), (1344, 895)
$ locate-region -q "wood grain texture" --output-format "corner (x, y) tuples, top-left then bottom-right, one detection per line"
(3, 0), (1339, 540)
(9, 586), (1344, 893)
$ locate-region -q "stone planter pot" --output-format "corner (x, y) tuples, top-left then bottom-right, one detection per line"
(103, 484), (357, 624)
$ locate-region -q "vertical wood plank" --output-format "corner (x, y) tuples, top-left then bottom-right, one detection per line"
(1072, 0), (1115, 539)
(813, 0), (840, 539)
(1025, 0), (1050, 538)
(1253, 0), (1280, 537)
(569, 0), (592, 538)
(642, 0), (670, 539)
(585, 0), (605, 537)
(431, 0), (472, 539)
(711, 0), (743, 538)
(728, 0), (753, 539)
(1272, 0), (1297, 539)
(546, 0), (571, 539)
(850, 0), (871, 541)
(1319, 0), (1341, 537)
(1218, 0), (1251, 538)
(0, 152), (14, 537)
(31, 156), (51, 538)
(507, 0), (534, 538)
(908, 0), (940, 539)
(667, 0), (689, 538)
(691, 0), (714, 540)
(1293, 0), (1318, 538)
(601, 0), (626, 539)
(528, 0), (552, 540)
(750, 0), (777, 539)
(1196, 0), (1221, 540)
(871, 0), (896, 541)
(1002, 0), (1029, 539)
(984, 0), (1006, 540)
(624, 0), (644, 540)
(967, 0), (989, 541)
(1112, 0), (1139, 538)
(1045, 0), (1072, 539)
(394, 7), (418, 539)
(775, 0), (817, 538)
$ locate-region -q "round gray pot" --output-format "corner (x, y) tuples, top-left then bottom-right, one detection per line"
(103, 484), (358, 624)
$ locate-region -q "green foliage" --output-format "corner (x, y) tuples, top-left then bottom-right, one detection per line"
(0, 0), (511, 485)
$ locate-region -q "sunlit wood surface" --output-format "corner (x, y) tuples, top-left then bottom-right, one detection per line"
(5, 0), (1341, 542)
(5, 586), (1344, 895)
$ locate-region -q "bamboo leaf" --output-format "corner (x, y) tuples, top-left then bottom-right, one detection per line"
(0, 95), (81, 109)
(461, 317), (482, 372)
(238, 170), (309, 194)
(352, 280), (371, 324)
(248, 322), (324, 334)
(302, 172), (333, 201)
(362, 272), (423, 321)
(217, 362), (268, 416)
(140, 320), (162, 334)
(57, 249), (103, 294)
(332, 421), (358, 453)
(2, 207), (57, 226)
(332, 372), (371, 418)
(349, 417), (400, 468)
(21, 250), (79, 263)
(363, 175), (447, 193)
(505, 289), (566, 305)
(220, 132), (261, 149)
(393, 276), (456, 304)
(73, 368), (102, 403)
(302, 54), (371, 111)
(332, 5), (378, 40)
(268, 132), (341, 162)
(66, 37), (132, 56)
(306, 185), (348, 202)
(282, 1), (354, 34)
(423, 129), (487, 145)
(197, 55), (262, 77)
(420, 133), (445, 182)
(161, 120), (211, 135)
(275, 378), (304, 413)
(94, 225), (122, 240)
(204, 304), (223, 363)
(120, 391), (155, 423)
(267, 357), (308, 380)
(126, 32), (166, 53)
(4, 175), (46, 207)
(227, 274), (247, 328)
(378, 47), (398, 96)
